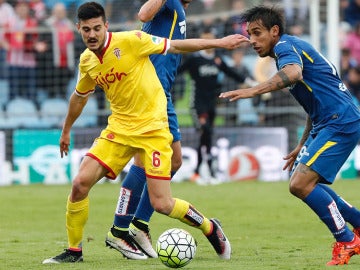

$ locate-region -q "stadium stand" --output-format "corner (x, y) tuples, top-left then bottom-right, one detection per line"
(5, 98), (45, 129)
(40, 97), (68, 128)
(72, 96), (98, 128)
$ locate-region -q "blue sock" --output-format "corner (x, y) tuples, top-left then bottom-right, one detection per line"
(303, 185), (353, 242)
(113, 165), (146, 229)
(133, 183), (154, 223)
(134, 171), (176, 223)
(319, 184), (360, 228)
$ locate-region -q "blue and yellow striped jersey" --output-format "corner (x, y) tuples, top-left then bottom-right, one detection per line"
(274, 34), (360, 133)
(141, 0), (187, 96)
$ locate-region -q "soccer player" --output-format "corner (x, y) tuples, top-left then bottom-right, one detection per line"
(42, 1), (249, 264)
(178, 27), (248, 184)
(105, 0), (193, 259)
(219, 6), (360, 266)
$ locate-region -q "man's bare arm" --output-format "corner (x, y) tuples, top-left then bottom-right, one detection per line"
(219, 64), (303, 101)
(168, 34), (249, 54)
(138, 0), (166, 22)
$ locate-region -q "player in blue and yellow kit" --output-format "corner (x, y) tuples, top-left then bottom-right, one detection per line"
(106, 0), (193, 259)
(220, 6), (360, 266)
(42, 2), (249, 264)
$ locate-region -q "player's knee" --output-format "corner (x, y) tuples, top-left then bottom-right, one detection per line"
(151, 198), (173, 215)
(289, 180), (305, 199)
(71, 177), (90, 201)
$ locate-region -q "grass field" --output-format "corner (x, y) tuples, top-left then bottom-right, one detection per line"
(1, 179), (360, 270)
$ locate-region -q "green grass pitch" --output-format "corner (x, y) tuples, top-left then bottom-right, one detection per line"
(1, 179), (360, 269)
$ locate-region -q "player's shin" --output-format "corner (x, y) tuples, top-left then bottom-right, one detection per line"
(113, 165), (146, 229)
(66, 196), (89, 250)
(168, 198), (211, 234)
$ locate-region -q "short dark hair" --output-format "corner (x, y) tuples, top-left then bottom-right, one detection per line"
(241, 5), (285, 36)
(77, 1), (106, 23)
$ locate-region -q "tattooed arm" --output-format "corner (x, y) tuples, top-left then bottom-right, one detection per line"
(219, 64), (303, 101)
(138, 0), (167, 22)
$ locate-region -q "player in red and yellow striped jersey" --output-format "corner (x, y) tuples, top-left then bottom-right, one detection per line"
(42, 1), (249, 264)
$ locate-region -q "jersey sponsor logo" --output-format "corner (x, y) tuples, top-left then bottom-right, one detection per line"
(339, 82), (348, 92)
(113, 48), (121, 60)
(151, 36), (163, 45)
(328, 200), (346, 230)
(179, 20), (186, 35)
(115, 187), (132, 216)
(94, 68), (127, 89)
(185, 205), (204, 226)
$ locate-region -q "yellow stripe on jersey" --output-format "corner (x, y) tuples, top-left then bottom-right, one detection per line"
(306, 141), (337, 167)
(300, 80), (313, 92)
(169, 10), (178, 39)
(292, 45), (303, 67)
(302, 50), (314, 63)
(76, 30), (170, 136)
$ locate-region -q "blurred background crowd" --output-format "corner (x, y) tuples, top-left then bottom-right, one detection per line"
(0, 0), (359, 145)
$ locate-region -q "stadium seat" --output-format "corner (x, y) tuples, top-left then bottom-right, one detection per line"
(0, 79), (9, 108)
(73, 96), (98, 128)
(40, 98), (68, 128)
(0, 104), (17, 129)
(5, 98), (46, 128)
(236, 99), (259, 125)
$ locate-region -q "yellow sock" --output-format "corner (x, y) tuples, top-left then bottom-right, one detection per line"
(169, 198), (212, 235)
(66, 196), (89, 250)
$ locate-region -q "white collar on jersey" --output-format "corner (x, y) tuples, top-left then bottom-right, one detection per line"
(103, 32), (110, 48)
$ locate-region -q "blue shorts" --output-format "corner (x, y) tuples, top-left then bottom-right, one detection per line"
(167, 97), (181, 142)
(292, 125), (360, 183)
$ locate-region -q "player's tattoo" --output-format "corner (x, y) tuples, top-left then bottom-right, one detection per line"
(295, 164), (311, 175)
(277, 70), (292, 89)
(147, 0), (166, 14)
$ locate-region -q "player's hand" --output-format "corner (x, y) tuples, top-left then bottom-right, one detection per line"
(282, 145), (302, 171)
(220, 34), (250, 50)
(59, 132), (70, 158)
(219, 88), (254, 101)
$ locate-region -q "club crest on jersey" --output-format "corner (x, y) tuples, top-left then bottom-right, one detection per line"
(113, 48), (121, 59)
(151, 36), (163, 45)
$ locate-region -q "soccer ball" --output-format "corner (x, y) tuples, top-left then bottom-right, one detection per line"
(156, 228), (197, 268)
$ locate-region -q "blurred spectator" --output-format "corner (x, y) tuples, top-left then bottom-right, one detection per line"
(253, 56), (305, 151)
(344, 65), (360, 105)
(344, 0), (360, 27)
(0, 0), (15, 79)
(109, 0), (143, 24)
(340, 47), (358, 79)
(201, 0), (216, 11)
(340, 0), (350, 22)
(253, 56), (277, 124)
(3, 0), (46, 101)
(178, 27), (247, 183)
(76, 0), (113, 21)
(282, 0), (308, 27)
(224, 0), (247, 36)
(29, 0), (47, 22)
(37, 2), (75, 99)
(339, 21), (352, 49)
(221, 48), (257, 125)
(343, 22), (360, 64)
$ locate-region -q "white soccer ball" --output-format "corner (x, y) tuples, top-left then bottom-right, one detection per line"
(156, 228), (197, 268)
